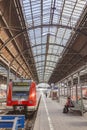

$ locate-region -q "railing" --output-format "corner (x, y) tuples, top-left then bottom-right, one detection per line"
(0, 115), (25, 130)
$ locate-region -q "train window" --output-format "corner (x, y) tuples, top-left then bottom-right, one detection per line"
(12, 81), (31, 100)
(12, 91), (29, 100)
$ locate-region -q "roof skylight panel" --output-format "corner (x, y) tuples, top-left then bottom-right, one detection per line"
(61, 16), (70, 22)
(40, 44), (46, 49)
(26, 15), (32, 21)
(31, 0), (40, 8)
(41, 62), (45, 66)
(34, 57), (38, 62)
(50, 62), (56, 66)
(63, 6), (74, 11)
(64, 31), (71, 39)
(53, 14), (59, 23)
(35, 38), (41, 44)
(32, 47), (37, 52)
(52, 48), (58, 54)
(43, 16), (50, 23)
(33, 12), (40, 18)
(23, 0), (29, 4)
(56, 46), (64, 54)
(76, 2), (86, 8)
(35, 28), (41, 36)
(32, 21), (41, 26)
(26, 19), (33, 25)
(24, 8), (30, 13)
(50, 55), (56, 61)
(49, 44), (54, 49)
(41, 48), (46, 54)
(56, 37), (62, 44)
(61, 20), (69, 25)
(32, 2), (40, 8)
(43, 27), (49, 33)
(74, 6), (84, 12)
(46, 62), (51, 66)
(37, 56), (42, 62)
(43, 2), (50, 8)
(53, 45), (59, 50)
(36, 46), (41, 51)
(62, 12), (72, 20)
(47, 55), (52, 60)
(45, 70), (52, 74)
(48, 48), (53, 54)
(42, 36), (47, 43)
(36, 63), (40, 68)
(37, 66), (43, 70)
(65, 0), (76, 6)
(61, 39), (68, 46)
(49, 35), (55, 43)
(40, 55), (45, 60)
(51, 56), (58, 62)
(49, 27), (57, 33)
(45, 66), (53, 70)
(37, 64), (42, 72)
(57, 28), (66, 37)
(36, 49), (42, 55)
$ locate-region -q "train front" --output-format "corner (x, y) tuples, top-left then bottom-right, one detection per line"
(7, 80), (37, 112)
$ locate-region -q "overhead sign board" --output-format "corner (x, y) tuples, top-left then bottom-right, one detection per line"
(13, 82), (29, 86)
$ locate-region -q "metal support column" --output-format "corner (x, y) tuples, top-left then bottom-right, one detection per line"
(67, 79), (68, 97)
(60, 83), (62, 96)
(64, 82), (65, 97)
(58, 83), (60, 102)
(71, 76), (73, 98)
(78, 72), (83, 116)
(76, 84), (78, 103)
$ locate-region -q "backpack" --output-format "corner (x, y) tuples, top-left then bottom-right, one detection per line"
(63, 106), (68, 113)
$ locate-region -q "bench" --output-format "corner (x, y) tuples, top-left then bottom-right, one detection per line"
(69, 100), (87, 115)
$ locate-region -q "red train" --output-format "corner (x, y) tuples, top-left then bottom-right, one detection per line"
(7, 79), (37, 112)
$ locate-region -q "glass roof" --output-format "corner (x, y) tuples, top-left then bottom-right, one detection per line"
(20, 0), (87, 82)
(0, 65), (7, 77)
(0, 64), (16, 80)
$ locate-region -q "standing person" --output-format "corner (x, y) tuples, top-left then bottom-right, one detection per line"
(45, 92), (47, 98)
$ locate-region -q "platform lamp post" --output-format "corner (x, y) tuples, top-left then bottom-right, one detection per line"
(78, 72), (83, 116)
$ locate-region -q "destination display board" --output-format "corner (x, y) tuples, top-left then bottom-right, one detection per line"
(13, 82), (29, 87)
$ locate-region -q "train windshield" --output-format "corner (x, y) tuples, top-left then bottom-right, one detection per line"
(12, 81), (31, 100)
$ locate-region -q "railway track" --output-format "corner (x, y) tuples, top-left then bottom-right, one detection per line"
(25, 96), (41, 130)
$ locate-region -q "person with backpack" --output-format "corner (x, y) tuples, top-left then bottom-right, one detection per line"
(63, 96), (74, 113)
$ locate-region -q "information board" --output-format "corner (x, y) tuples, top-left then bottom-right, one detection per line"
(13, 82), (29, 87)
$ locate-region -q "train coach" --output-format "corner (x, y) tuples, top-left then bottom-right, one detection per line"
(7, 79), (37, 112)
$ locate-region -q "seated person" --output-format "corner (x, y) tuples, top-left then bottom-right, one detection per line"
(63, 96), (74, 113)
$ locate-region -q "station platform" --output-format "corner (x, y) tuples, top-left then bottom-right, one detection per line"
(34, 93), (87, 130)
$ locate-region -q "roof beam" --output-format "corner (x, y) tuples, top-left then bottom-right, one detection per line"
(32, 43), (66, 48)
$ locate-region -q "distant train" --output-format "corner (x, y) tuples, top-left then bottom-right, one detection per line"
(7, 79), (37, 112)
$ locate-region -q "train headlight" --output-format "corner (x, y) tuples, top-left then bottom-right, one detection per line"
(31, 93), (35, 97)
